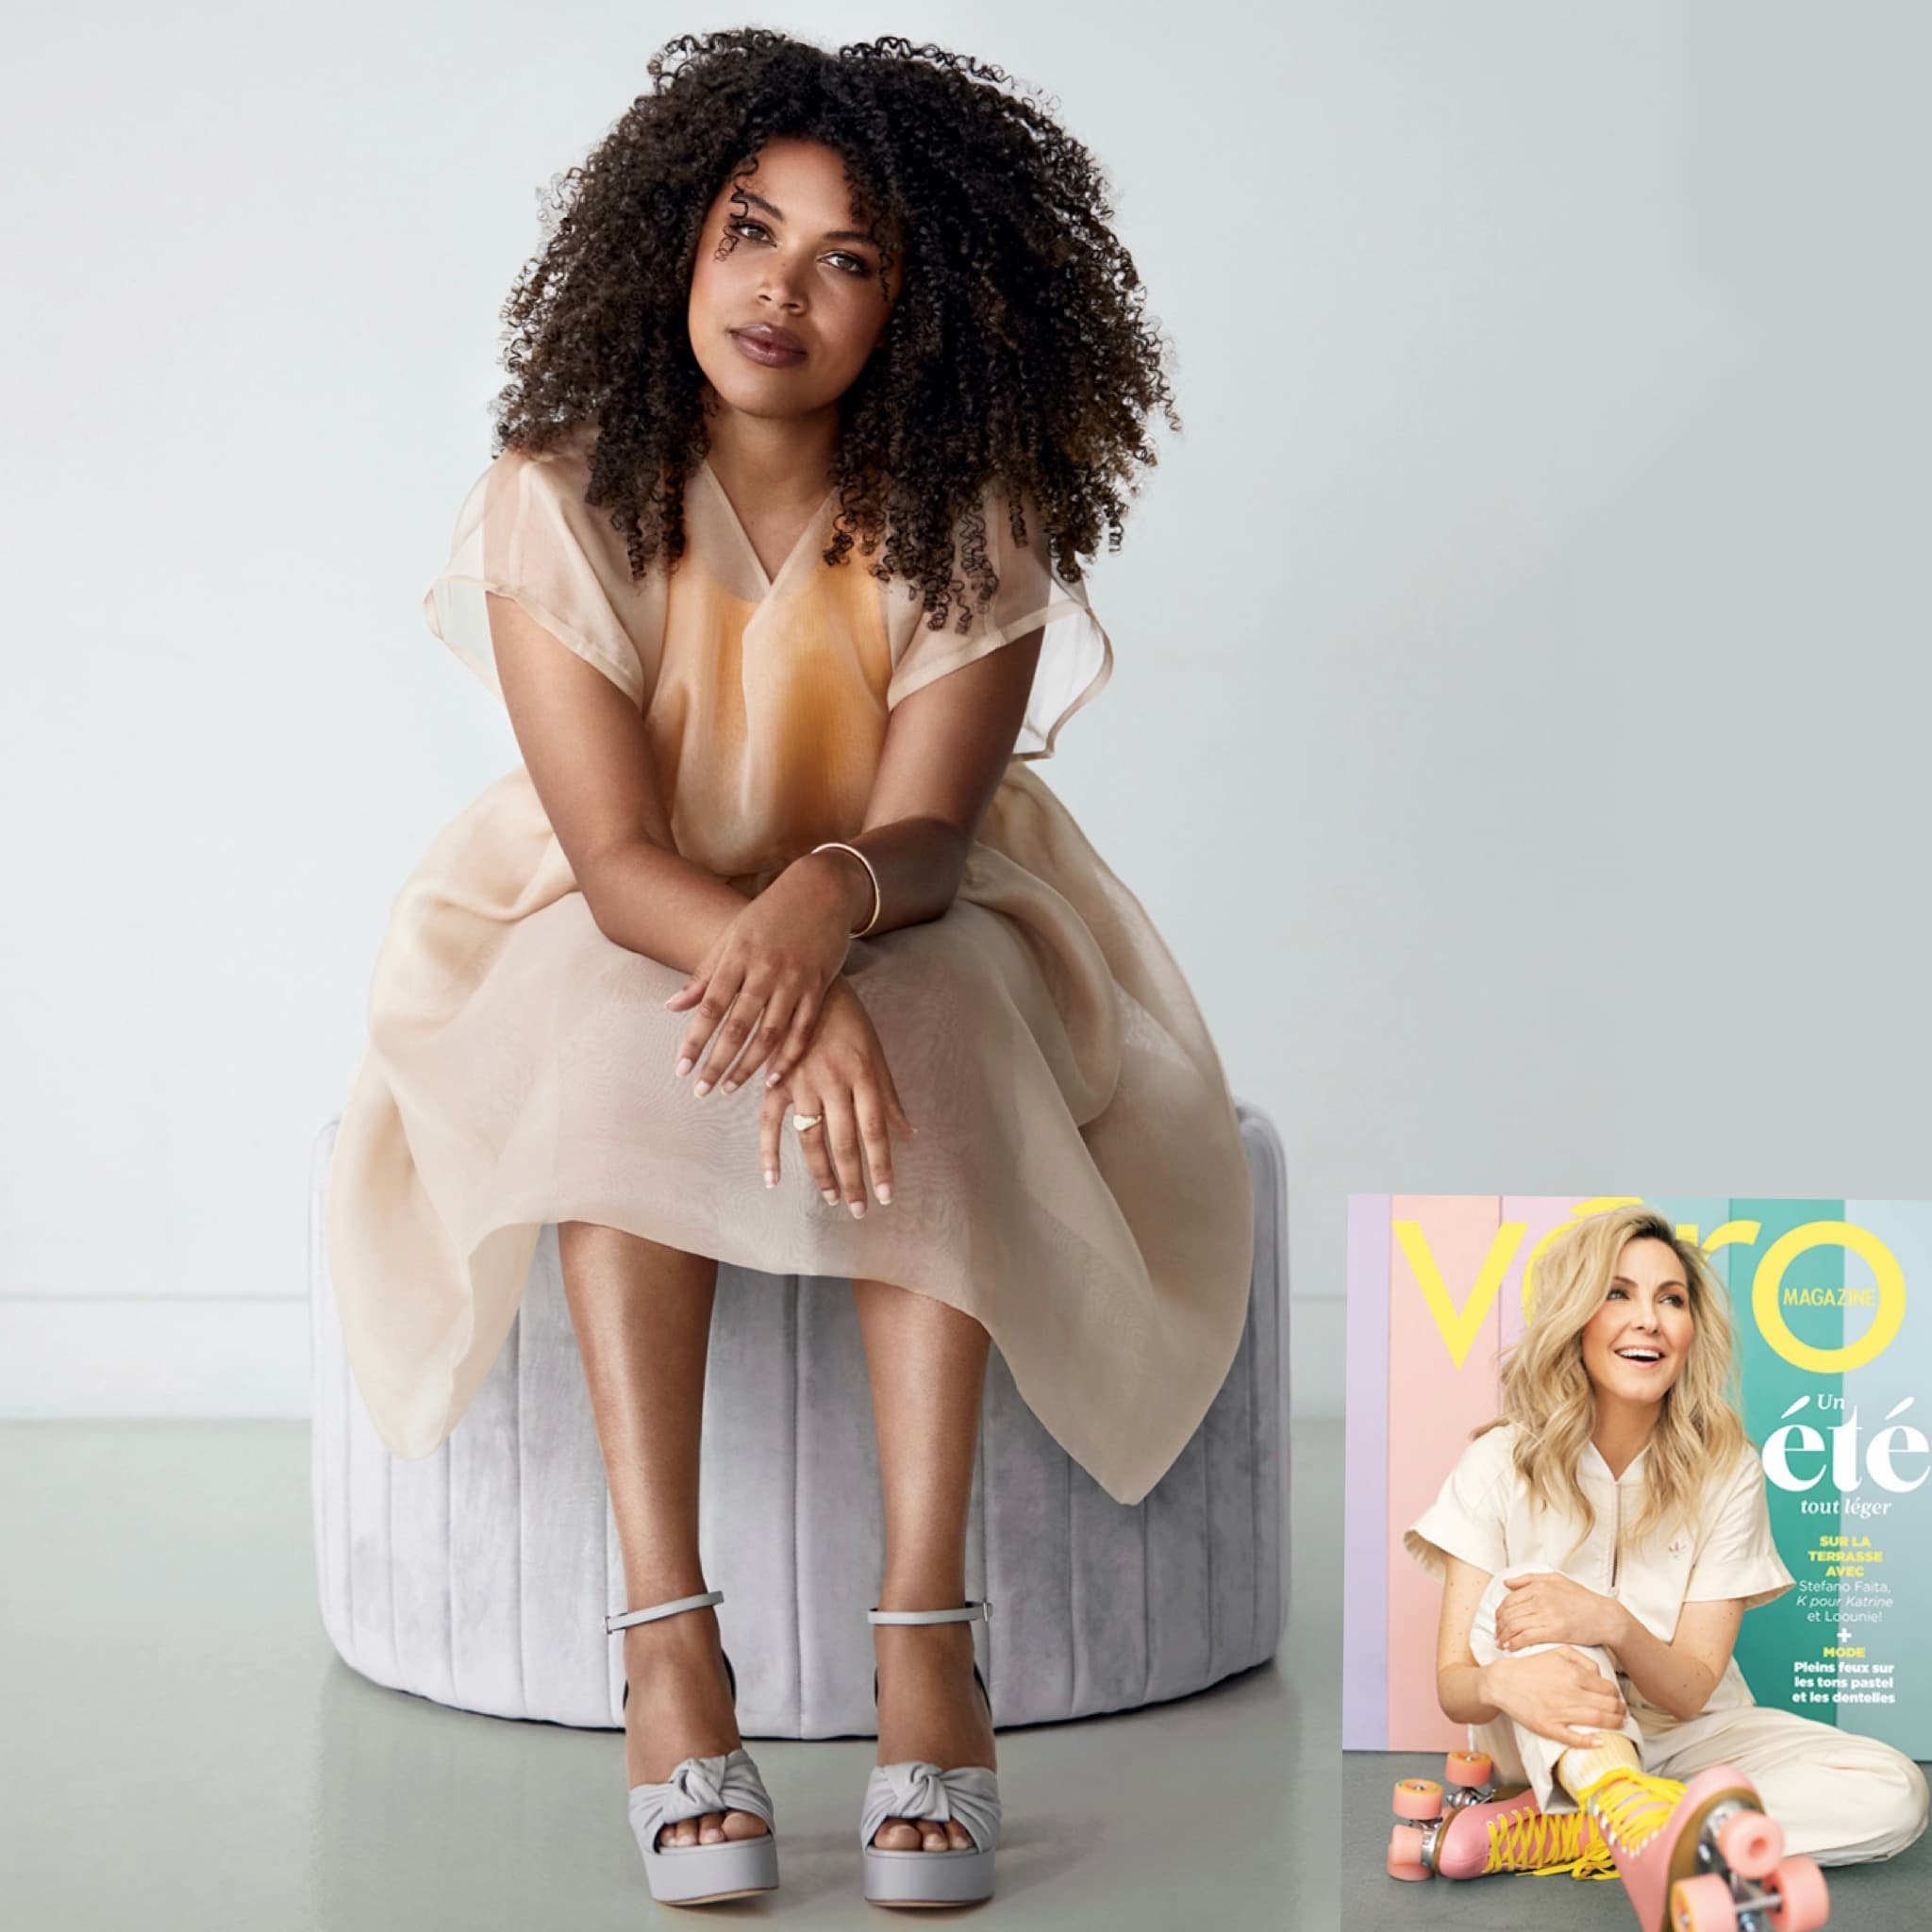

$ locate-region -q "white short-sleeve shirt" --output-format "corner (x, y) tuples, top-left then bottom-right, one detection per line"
(1405, 1423), (1795, 1722)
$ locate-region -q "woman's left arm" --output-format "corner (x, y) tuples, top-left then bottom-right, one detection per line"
(671, 629), (1044, 1094)
(1607, 1598), (1744, 1723)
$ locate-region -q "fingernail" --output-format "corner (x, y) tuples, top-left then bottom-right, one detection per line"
(675, 1058), (693, 1076)
(765, 1070), (779, 1087)
(722, 1079), (737, 1093)
(693, 1079), (710, 1097)
(822, 1189), (840, 1204)
(877, 1184), (893, 1204)
(764, 1171), (777, 1188)
(850, 1201), (866, 1218)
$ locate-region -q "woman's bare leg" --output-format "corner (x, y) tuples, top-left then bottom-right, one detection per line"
(852, 1275), (997, 1854)
(558, 1221), (766, 1848)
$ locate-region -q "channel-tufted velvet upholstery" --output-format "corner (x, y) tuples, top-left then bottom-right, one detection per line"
(308, 1102), (1287, 1737)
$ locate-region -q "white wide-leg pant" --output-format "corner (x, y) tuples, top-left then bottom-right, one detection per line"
(1465, 1566), (1929, 1867)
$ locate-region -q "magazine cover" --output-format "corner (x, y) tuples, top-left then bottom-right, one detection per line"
(1344, 1195), (1932, 1758)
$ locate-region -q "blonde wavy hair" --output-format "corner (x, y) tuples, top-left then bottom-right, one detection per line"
(1474, 1205), (1749, 1553)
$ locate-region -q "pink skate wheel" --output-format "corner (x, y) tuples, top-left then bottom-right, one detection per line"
(1669, 1874), (1739, 1932)
(1766, 1856), (1829, 1932)
(1716, 1806), (1783, 1879)
(1387, 1825), (1431, 1881)
(1445, 1751), (1492, 1788)
(1391, 1777), (1443, 1821)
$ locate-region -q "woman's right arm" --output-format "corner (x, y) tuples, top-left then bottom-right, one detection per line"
(1436, 1555), (1505, 1725)
(488, 591), (855, 976)
(1435, 1555), (1629, 1746)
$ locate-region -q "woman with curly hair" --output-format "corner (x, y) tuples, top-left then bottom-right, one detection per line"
(326, 25), (1255, 1911)
(1394, 1206), (1926, 1928)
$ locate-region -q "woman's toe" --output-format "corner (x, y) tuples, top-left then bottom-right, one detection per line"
(921, 1824), (947, 1851)
(874, 1818), (922, 1851)
(723, 1808), (768, 1840)
(697, 1810), (724, 1844)
(946, 1821), (973, 1850)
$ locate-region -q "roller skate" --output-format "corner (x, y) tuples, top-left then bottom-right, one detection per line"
(1387, 1751), (1613, 1882)
(1572, 1761), (1829, 1931)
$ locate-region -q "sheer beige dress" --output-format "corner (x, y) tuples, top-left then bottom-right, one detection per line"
(326, 431), (1254, 1507)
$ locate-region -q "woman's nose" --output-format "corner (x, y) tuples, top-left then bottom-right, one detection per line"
(759, 265), (807, 308)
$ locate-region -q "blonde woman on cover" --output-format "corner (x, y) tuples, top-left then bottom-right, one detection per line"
(325, 28), (1255, 1913)
(1397, 1206), (1927, 1930)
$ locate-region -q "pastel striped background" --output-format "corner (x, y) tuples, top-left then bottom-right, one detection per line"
(1342, 1196), (1931, 1755)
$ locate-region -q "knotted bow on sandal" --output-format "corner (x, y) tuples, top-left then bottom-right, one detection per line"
(861, 1600), (1000, 1907)
(608, 1587), (780, 1906)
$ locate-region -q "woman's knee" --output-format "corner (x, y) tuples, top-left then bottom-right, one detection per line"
(1816, 1740), (1931, 1860)
(1874, 1746), (1931, 1853)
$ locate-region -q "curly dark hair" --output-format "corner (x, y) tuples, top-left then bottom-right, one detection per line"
(488, 26), (1181, 635)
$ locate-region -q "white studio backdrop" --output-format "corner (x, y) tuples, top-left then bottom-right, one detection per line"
(2, 2), (1927, 1427)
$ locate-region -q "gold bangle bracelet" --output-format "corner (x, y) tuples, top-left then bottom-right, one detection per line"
(810, 841), (883, 939)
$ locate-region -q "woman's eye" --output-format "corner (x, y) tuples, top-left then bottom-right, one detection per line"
(1606, 1287), (1627, 1300)
(727, 220), (869, 275)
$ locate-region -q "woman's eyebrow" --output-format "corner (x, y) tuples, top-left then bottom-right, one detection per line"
(1609, 1273), (1689, 1291)
(735, 189), (879, 246)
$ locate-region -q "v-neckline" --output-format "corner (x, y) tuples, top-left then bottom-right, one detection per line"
(698, 457), (838, 597)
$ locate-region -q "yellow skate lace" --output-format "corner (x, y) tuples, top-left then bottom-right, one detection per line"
(1483, 1801), (1618, 1881)
(1574, 1767), (1690, 1867)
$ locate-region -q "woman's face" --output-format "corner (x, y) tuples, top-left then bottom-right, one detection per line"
(1579, 1235), (1697, 1408)
(686, 137), (903, 427)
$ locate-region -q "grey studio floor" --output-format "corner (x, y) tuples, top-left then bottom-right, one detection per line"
(1343, 1750), (1932, 1931)
(0, 1417), (1335, 1932)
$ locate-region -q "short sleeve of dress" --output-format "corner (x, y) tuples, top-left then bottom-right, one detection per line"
(1403, 1427), (1514, 1582)
(884, 484), (1113, 761)
(1683, 1445), (1794, 1611)
(423, 446), (654, 709)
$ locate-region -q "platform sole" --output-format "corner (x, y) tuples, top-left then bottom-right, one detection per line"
(642, 1831), (779, 1905)
(862, 1842), (995, 1906)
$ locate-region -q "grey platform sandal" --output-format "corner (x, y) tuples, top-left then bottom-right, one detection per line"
(607, 1587), (779, 1906)
(860, 1600), (1001, 1908)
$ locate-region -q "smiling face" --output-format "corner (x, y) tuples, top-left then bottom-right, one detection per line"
(686, 136), (904, 427)
(1579, 1235), (1697, 1411)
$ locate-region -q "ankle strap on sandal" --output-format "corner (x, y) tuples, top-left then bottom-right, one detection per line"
(866, 1599), (992, 1625)
(605, 1588), (724, 1635)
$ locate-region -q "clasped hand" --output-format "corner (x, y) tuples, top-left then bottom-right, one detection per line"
(664, 855), (858, 1095)
(1484, 1646), (1629, 1749)
(664, 856), (915, 1211)
(1481, 1574), (1634, 1749)
(1492, 1571), (1628, 1655)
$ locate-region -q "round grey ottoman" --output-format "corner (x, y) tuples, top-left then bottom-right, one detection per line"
(308, 1099), (1287, 1738)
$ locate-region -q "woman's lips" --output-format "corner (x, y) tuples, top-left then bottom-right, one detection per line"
(730, 329), (807, 368)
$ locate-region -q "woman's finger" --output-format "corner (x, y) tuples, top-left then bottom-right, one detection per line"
(790, 1091), (840, 1203)
(692, 984), (768, 1095)
(821, 1087), (868, 1212)
(722, 988), (796, 1093)
(852, 1077), (896, 1206)
(764, 986), (825, 1089)
(664, 935), (726, 1013)
(675, 962), (748, 1077)
(663, 968), (709, 1012)
(759, 1083), (787, 1188)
